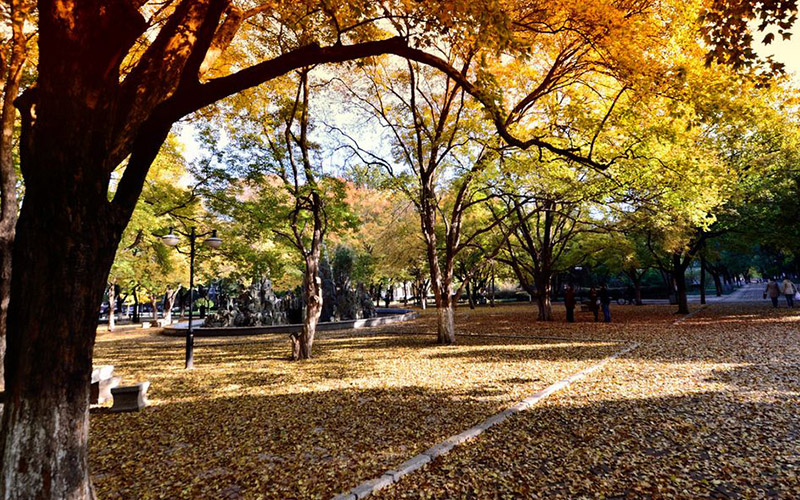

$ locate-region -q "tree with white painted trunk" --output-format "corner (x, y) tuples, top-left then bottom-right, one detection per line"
(196, 69), (355, 359)
(337, 58), (513, 344)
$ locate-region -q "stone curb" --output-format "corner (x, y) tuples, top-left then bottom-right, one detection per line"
(163, 309), (420, 337)
(456, 332), (629, 344)
(329, 341), (639, 499)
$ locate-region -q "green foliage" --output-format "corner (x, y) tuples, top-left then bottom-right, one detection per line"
(109, 137), (194, 301)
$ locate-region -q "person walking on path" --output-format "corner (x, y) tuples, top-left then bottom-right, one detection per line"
(588, 287), (599, 322)
(764, 278), (781, 308)
(564, 284), (577, 323)
(781, 277), (796, 307)
(599, 285), (611, 322)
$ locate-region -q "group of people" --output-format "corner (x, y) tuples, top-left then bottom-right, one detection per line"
(763, 277), (798, 308)
(563, 284), (612, 323)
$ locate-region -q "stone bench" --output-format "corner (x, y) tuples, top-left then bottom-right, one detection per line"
(91, 365), (121, 404)
(110, 382), (150, 412)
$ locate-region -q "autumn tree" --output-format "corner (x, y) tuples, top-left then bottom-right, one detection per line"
(331, 183), (408, 300)
(107, 139), (196, 328)
(338, 56), (516, 343)
(700, 0), (799, 71)
(586, 230), (656, 305)
(199, 69), (356, 359)
(369, 197), (430, 307)
(491, 152), (612, 320)
(1, 1), (731, 496)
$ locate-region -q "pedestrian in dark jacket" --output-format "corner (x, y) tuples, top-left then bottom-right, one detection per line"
(764, 278), (780, 308)
(599, 285), (611, 322)
(564, 285), (577, 323)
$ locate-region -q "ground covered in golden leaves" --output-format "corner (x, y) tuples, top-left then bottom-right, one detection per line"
(90, 297), (799, 499)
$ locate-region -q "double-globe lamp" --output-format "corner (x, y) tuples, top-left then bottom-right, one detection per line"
(161, 227), (222, 369)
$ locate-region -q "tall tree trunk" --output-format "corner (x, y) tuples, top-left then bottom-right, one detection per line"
(660, 269), (671, 289)
(415, 280), (428, 310)
(673, 254), (689, 314)
(489, 265), (495, 307)
(634, 280), (643, 305)
(0, 17), (176, 483)
(437, 302), (455, 344)
(699, 255), (707, 305)
(179, 288), (186, 319)
(436, 282), (456, 345)
(131, 288), (140, 323)
(534, 275), (553, 321)
(624, 270), (645, 306)
(420, 181), (455, 345)
(2, 173), (122, 498)
(163, 288), (178, 324)
(0, 0), (30, 394)
(292, 254), (322, 360)
(711, 270), (723, 296)
(107, 283), (116, 332)
(150, 295), (159, 322)
(466, 280), (476, 309)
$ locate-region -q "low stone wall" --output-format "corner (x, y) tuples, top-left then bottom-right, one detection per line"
(161, 308), (419, 337)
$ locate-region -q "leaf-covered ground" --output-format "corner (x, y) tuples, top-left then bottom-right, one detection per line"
(374, 302), (800, 499)
(90, 307), (620, 499)
(90, 298), (800, 498)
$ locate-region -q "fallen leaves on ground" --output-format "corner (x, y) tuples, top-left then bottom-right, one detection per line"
(91, 299), (800, 499)
(90, 306), (619, 499)
(372, 302), (800, 499)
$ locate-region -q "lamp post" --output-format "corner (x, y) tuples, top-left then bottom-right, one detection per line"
(162, 227), (222, 369)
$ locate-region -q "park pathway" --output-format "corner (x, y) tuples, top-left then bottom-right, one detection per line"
(705, 282), (764, 303)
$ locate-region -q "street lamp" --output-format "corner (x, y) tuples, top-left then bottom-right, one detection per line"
(162, 227), (222, 369)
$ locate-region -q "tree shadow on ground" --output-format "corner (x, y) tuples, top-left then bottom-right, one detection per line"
(90, 385), (502, 499)
(90, 377), (800, 499)
(89, 302), (800, 498)
(373, 390), (800, 500)
(423, 342), (616, 363)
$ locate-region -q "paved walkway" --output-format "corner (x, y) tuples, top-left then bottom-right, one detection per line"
(639, 283), (763, 306)
(704, 283), (761, 303)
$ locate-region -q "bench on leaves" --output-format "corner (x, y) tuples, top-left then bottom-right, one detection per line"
(110, 382), (150, 412)
(0, 367), (148, 413)
(91, 365), (150, 412)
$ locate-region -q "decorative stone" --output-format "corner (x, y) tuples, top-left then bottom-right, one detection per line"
(110, 381), (150, 412)
(200, 270), (377, 328)
(91, 365), (115, 384)
(90, 365), (117, 404)
(92, 376), (122, 405)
